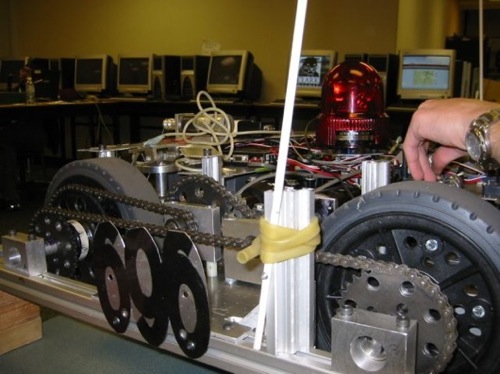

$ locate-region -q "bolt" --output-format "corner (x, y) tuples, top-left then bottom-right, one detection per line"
(472, 305), (486, 319)
(396, 315), (410, 329)
(339, 304), (353, 318)
(425, 239), (439, 252)
(121, 309), (129, 319)
(254, 203), (264, 212)
(9, 229), (16, 236)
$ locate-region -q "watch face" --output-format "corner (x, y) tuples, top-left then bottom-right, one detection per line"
(466, 131), (482, 161)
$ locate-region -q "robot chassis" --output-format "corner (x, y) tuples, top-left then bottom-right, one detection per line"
(1, 140), (500, 373)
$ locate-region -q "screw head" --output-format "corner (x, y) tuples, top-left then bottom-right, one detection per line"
(425, 238), (439, 252)
(472, 305), (486, 319)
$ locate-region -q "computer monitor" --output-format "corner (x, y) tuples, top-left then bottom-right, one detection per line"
(296, 50), (337, 99)
(206, 50), (261, 100)
(117, 55), (152, 95)
(0, 58), (26, 91)
(74, 55), (115, 94)
(397, 49), (456, 100)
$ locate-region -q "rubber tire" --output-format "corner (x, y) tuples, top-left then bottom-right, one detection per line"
(45, 158), (163, 226)
(316, 181), (500, 373)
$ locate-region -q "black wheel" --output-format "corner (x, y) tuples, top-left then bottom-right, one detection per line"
(46, 158), (162, 223)
(316, 181), (500, 373)
(43, 158), (163, 282)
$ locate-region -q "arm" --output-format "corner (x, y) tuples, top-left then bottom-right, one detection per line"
(490, 121), (500, 163)
(403, 98), (500, 181)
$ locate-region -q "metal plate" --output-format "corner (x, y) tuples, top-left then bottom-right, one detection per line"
(93, 222), (130, 333)
(164, 231), (210, 359)
(124, 227), (169, 346)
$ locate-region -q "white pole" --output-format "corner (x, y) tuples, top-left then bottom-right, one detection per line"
(253, 0), (309, 351)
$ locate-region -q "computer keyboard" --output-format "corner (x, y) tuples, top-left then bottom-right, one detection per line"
(108, 96), (148, 102)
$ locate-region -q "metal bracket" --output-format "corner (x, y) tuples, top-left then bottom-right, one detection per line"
(1, 231), (47, 276)
(331, 306), (417, 374)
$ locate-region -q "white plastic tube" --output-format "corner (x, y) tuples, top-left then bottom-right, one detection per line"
(253, 0), (309, 351)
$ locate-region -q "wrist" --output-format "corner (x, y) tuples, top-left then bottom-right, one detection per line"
(490, 121), (500, 163)
(465, 108), (500, 168)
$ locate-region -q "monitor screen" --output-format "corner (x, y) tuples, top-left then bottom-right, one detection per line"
(397, 49), (456, 100)
(0, 58), (26, 90)
(296, 50), (337, 98)
(117, 55), (152, 94)
(206, 50), (250, 96)
(74, 55), (112, 93)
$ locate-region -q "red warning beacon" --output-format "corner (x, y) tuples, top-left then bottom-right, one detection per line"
(316, 61), (389, 152)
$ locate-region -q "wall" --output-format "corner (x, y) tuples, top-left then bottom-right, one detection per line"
(5, 0), (399, 102)
(396, 0), (460, 50)
(3, 1), (470, 100)
(0, 0), (11, 56)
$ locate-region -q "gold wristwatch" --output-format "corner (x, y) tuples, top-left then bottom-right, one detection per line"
(465, 108), (500, 168)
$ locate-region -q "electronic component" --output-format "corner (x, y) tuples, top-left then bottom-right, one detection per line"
(116, 54), (153, 95)
(295, 49), (337, 99)
(74, 54), (116, 95)
(397, 49), (456, 101)
(206, 50), (262, 101)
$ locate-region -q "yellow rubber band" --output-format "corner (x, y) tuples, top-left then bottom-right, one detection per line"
(237, 217), (321, 264)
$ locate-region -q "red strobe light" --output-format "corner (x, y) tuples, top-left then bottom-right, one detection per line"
(316, 61), (388, 152)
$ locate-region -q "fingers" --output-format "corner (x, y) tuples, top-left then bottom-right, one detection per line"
(431, 147), (467, 175)
(407, 146), (467, 181)
(403, 136), (435, 181)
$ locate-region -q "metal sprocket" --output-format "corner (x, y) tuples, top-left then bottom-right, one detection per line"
(171, 174), (257, 218)
(339, 268), (455, 373)
(31, 212), (79, 277)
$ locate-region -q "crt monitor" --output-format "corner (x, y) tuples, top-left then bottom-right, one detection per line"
(397, 49), (456, 100)
(117, 55), (152, 95)
(0, 58), (26, 91)
(206, 50), (256, 99)
(74, 55), (114, 94)
(296, 50), (337, 98)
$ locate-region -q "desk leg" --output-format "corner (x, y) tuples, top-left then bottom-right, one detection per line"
(129, 115), (141, 143)
(70, 116), (77, 160)
(59, 118), (66, 161)
(112, 115), (121, 144)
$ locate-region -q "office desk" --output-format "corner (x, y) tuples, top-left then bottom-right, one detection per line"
(0, 99), (411, 161)
(114, 99), (323, 141)
(0, 100), (121, 160)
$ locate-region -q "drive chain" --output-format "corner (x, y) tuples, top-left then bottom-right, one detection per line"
(315, 251), (458, 374)
(37, 184), (254, 249)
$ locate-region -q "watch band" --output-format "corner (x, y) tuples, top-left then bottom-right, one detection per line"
(465, 108), (500, 167)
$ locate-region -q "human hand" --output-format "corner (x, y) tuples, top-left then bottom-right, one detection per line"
(403, 98), (498, 181)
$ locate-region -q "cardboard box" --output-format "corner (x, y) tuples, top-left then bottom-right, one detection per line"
(0, 290), (42, 354)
